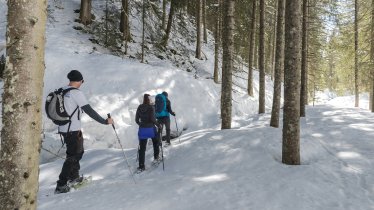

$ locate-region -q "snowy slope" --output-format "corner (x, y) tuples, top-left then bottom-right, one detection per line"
(38, 0), (274, 162)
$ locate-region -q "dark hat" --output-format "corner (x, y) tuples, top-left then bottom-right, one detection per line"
(67, 70), (83, 82)
(162, 91), (168, 97)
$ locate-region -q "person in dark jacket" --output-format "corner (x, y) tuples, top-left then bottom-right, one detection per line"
(156, 91), (175, 145)
(135, 94), (161, 171)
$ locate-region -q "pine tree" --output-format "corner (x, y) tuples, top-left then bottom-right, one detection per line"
(247, 0), (256, 97)
(270, 0), (285, 128)
(203, 0), (208, 43)
(196, 0), (203, 59)
(282, 0), (302, 165)
(258, 0), (266, 114)
(162, 0), (176, 47)
(120, 0), (131, 55)
(162, 0), (167, 31)
(142, 0), (146, 63)
(371, 0), (374, 112)
(300, 0), (308, 117)
(80, 0), (92, 25)
(0, 1), (47, 209)
(214, 0), (221, 84)
(355, 0), (359, 107)
(221, 0), (235, 129)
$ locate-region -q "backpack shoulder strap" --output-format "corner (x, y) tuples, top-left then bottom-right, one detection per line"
(62, 87), (77, 95)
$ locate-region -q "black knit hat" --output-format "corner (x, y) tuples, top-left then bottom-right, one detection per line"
(67, 70), (83, 82)
(162, 91), (168, 97)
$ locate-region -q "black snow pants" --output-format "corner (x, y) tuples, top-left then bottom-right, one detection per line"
(57, 131), (84, 186)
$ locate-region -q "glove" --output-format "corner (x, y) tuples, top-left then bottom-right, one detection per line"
(171, 112), (176, 116)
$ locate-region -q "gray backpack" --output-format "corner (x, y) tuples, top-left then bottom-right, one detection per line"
(45, 87), (78, 129)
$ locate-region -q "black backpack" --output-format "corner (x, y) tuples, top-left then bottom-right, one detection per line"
(45, 87), (78, 127)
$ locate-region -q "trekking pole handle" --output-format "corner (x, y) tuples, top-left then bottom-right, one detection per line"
(107, 113), (115, 129)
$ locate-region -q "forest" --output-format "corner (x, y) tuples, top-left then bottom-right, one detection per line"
(0, 0), (374, 209)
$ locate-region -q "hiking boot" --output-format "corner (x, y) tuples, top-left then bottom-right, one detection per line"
(137, 166), (145, 172)
(54, 184), (70, 194)
(152, 156), (162, 164)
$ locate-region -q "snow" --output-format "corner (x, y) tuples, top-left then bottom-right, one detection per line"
(0, 0), (374, 209)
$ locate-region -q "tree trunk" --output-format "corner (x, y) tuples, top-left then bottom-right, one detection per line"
(258, 0), (265, 114)
(371, 0), (374, 112)
(0, 1), (47, 209)
(270, 0), (285, 128)
(266, 3), (276, 78)
(162, 0), (167, 31)
(162, 0), (176, 47)
(247, 0), (256, 97)
(141, 0), (145, 63)
(221, 0), (235, 129)
(196, 0), (203, 59)
(80, 0), (92, 25)
(214, 0), (221, 84)
(270, 1), (278, 81)
(120, 0), (131, 54)
(203, 0), (208, 43)
(282, 0), (302, 165)
(300, 0), (308, 117)
(105, 0), (109, 46)
(355, 0), (359, 107)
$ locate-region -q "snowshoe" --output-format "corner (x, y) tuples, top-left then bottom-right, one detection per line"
(68, 176), (92, 190)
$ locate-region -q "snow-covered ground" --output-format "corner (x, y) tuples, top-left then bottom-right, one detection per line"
(38, 102), (374, 210)
(0, 0), (374, 209)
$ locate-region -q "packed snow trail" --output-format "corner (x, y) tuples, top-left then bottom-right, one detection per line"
(38, 105), (374, 210)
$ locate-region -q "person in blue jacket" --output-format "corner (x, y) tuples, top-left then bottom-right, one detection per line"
(156, 91), (175, 145)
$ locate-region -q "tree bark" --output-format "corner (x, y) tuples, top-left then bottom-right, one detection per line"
(196, 0), (203, 59)
(162, 0), (167, 31)
(141, 0), (145, 63)
(270, 0), (285, 128)
(371, 0), (374, 112)
(300, 0), (308, 117)
(80, 0), (92, 25)
(0, 1), (47, 209)
(120, 0), (131, 54)
(203, 0), (208, 43)
(221, 0), (235, 129)
(259, 0), (265, 114)
(282, 0), (302, 165)
(355, 0), (359, 107)
(214, 0), (221, 84)
(162, 0), (176, 47)
(247, 0), (256, 97)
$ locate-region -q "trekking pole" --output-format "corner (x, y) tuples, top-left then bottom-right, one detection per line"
(159, 125), (165, 171)
(108, 114), (136, 184)
(136, 145), (140, 162)
(174, 116), (181, 144)
(41, 146), (66, 160)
